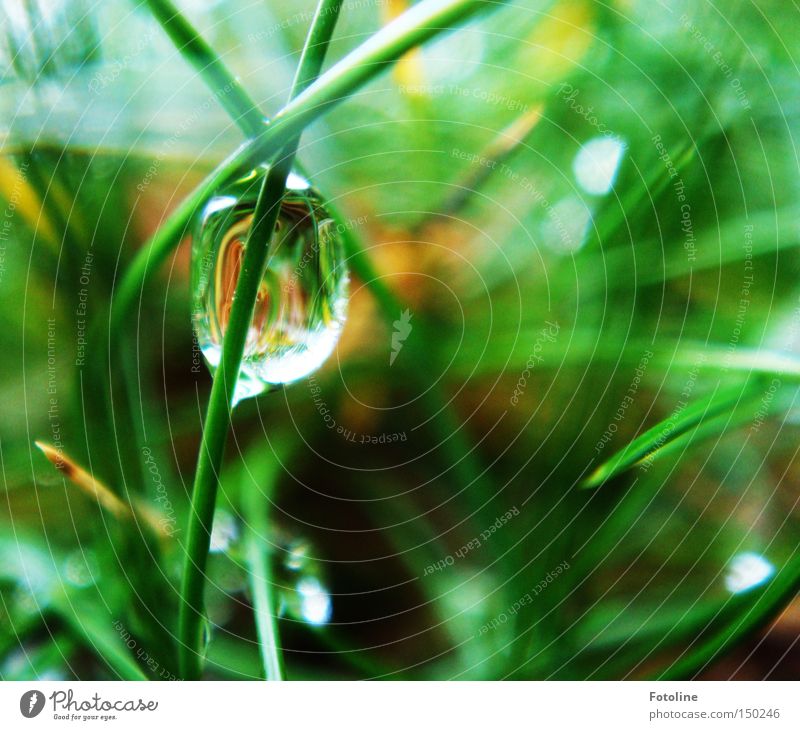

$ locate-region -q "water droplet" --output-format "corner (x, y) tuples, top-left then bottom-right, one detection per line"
(209, 554), (248, 594)
(1, 647), (29, 677)
(209, 509), (239, 554)
(204, 588), (235, 629)
(38, 669), (67, 681)
(295, 576), (332, 626)
(284, 539), (311, 572)
(276, 538), (333, 626)
(204, 549), (248, 635)
(201, 617), (213, 654)
(12, 585), (41, 614)
(62, 549), (99, 588)
(572, 136), (626, 196)
(724, 552), (775, 594)
(191, 167), (349, 405)
(541, 196), (592, 253)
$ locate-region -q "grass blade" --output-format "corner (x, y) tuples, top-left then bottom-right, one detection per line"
(658, 555), (800, 679)
(143, 0), (265, 137)
(582, 383), (760, 489)
(178, 0), (344, 680)
(110, 0), (504, 338)
(242, 456), (286, 682)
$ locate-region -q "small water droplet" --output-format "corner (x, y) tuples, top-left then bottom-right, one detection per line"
(191, 167), (349, 405)
(2, 647), (29, 677)
(201, 617), (213, 654)
(724, 552), (775, 594)
(209, 509), (239, 554)
(572, 136), (626, 196)
(284, 539), (310, 572)
(276, 538), (333, 626)
(541, 196), (592, 253)
(62, 549), (99, 588)
(295, 576), (332, 626)
(209, 553), (248, 594)
(12, 585), (41, 614)
(204, 589), (235, 629)
(38, 669), (67, 681)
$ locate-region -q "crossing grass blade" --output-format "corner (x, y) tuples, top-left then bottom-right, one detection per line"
(582, 382), (766, 490)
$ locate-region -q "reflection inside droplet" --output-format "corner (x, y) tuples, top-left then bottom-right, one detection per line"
(191, 166), (349, 406)
(573, 136), (626, 195)
(724, 552), (775, 594)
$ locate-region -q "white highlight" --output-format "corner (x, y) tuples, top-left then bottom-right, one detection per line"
(297, 576), (332, 625)
(724, 552), (775, 594)
(542, 197), (592, 253)
(573, 136), (626, 195)
(209, 510), (239, 553)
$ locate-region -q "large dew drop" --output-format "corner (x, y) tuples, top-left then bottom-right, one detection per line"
(191, 167), (349, 404)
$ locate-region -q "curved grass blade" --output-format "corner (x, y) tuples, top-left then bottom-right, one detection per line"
(111, 0), (505, 337)
(672, 345), (800, 380)
(634, 389), (788, 468)
(582, 382), (762, 489)
(560, 598), (726, 680)
(55, 593), (148, 681)
(657, 553), (800, 679)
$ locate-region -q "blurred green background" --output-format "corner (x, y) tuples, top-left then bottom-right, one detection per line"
(1, 0), (799, 679)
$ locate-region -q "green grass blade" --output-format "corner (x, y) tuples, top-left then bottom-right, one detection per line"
(55, 594), (148, 681)
(143, 0), (265, 137)
(111, 0), (504, 337)
(240, 448), (291, 681)
(582, 383), (759, 489)
(657, 554), (800, 679)
(178, 0), (343, 680)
